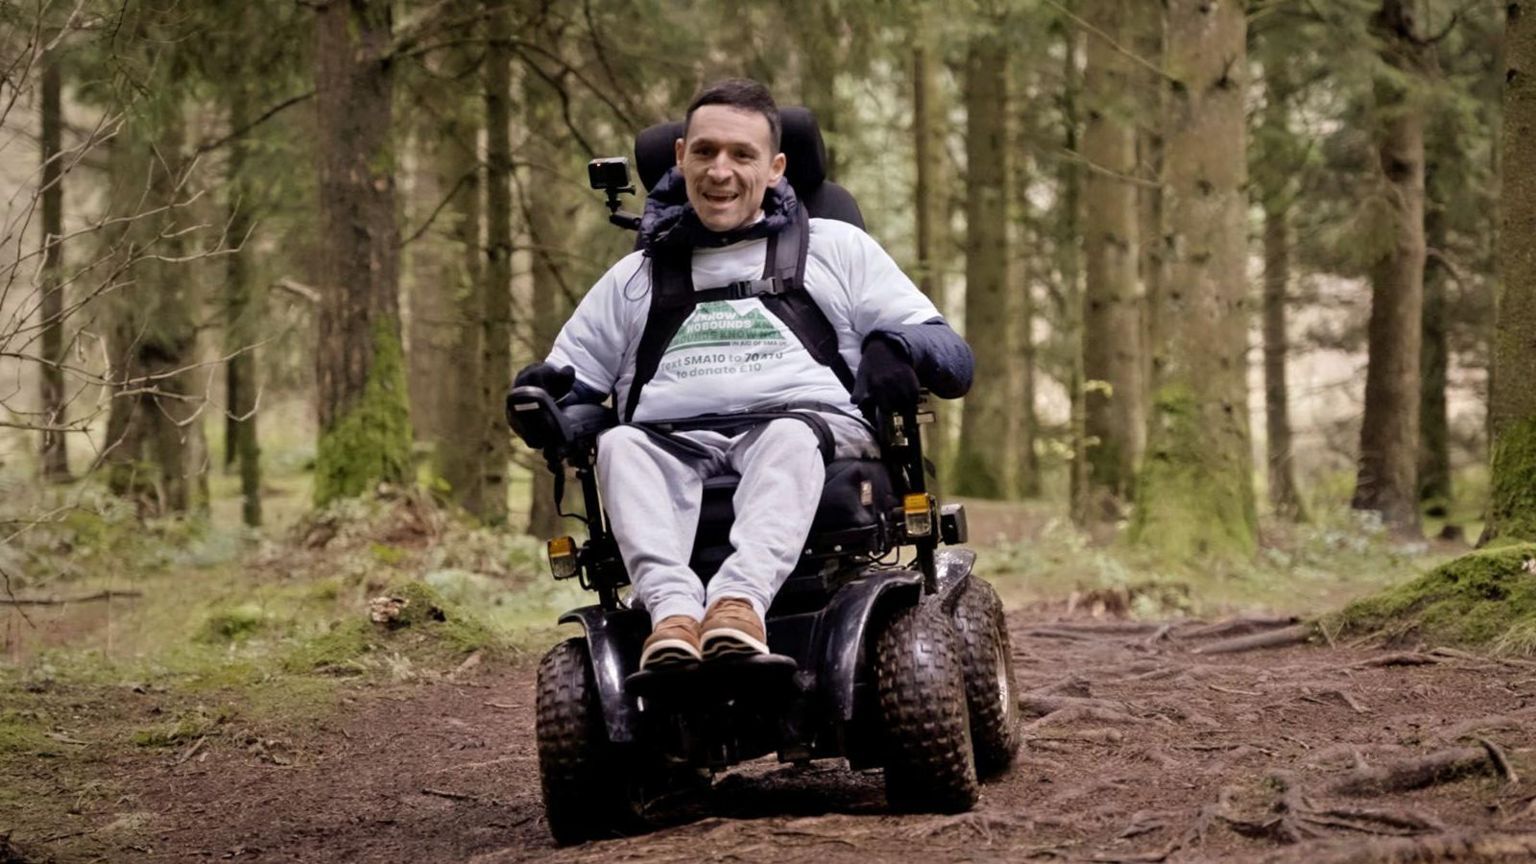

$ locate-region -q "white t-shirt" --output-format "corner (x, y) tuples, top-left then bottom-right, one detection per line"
(548, 218), (940, 423)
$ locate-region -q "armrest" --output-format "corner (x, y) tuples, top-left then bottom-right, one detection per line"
(505, 386), (616, 453)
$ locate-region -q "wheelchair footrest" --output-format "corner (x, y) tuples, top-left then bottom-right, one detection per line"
(626, 653), (798, 703)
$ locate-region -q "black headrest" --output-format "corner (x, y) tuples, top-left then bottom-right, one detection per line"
(634, 106), (829, 195)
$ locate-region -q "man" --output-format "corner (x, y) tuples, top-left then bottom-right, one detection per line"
(515, 79), (972, 670)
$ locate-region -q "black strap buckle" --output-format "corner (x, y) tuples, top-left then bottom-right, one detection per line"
(722, 277), (788, 300)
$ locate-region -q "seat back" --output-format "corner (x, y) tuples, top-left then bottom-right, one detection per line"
(633, 106), (866, 230)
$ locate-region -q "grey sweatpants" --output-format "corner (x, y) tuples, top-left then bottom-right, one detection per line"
(596, 413), (875, 625)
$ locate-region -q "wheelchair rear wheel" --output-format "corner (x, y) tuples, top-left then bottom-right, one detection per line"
(873, 603), (979, 813)
(953, 578), (1020, 777)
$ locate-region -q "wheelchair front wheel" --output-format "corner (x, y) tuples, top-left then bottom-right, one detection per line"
(953, 578), (1020, 777)
(873, 603), (979, 813)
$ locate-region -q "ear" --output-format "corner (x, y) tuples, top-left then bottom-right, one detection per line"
(674, 137), (685, 166)
(769, 151), (786, 184)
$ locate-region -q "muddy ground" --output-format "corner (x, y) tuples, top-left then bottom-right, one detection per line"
(9, 609), (1536, 864)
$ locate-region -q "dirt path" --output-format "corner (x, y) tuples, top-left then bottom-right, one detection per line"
(42, 611), (1536, 863)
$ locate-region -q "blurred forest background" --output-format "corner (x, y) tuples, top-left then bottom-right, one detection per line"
(0, 0), (1532, 647)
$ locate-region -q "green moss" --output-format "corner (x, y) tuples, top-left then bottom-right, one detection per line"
(1130, 381), (1258, 561)
(369, 543), (409, 566)
(131, 706), (230, 747)
(196, 603), (268, 643)
(1324, 542), (1536, 654)
(1487, 417), (1536, 543)
(282, 580), (499, 674)
(0, 710), (56, 756)
(313, 320), (413, 506)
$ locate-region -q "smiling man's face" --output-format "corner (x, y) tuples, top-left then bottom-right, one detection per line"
(675, 105), (787, 233)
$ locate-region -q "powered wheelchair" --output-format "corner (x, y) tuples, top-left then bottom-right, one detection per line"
(506, 108), (1020, 845)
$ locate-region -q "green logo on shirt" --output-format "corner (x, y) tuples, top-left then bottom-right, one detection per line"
(663, 300), (787, 354)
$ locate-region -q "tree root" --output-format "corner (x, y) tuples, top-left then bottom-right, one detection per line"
(1221, 772), (1443, 844)
(1176, 616), (1300, 641)
(1017, 694), (1128, 716)
(1025, 704), (1145, 729)
(1255, 831), (1536, 864)
(1329, 747), (1494, 797)
(1352, 653), (1441, 669)
(1191, 623), (1316, 655)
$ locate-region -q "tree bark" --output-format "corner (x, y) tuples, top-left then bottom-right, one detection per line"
(224, 89), (262, 527)
(104, 110), (207, 515)
(482, 0), (514, 526)
(1132, 0), (1164, 406)
(1011, 56), (1040, 499)
(1060, 22), (1089, 527)
(430, 46), (489, 518)
(312, 0), (411, 506)
(1485, 0), (1536, 544)
(38, 54), (69, 483)
(1419, 160), (1451, 517)
(954, 32), (1011, 499)
(1352, 0), (1429, 536)
(912, 24), (951, 471)
(1130, 0), (1256, 560)
(1081, 0), (1146, 518)
(522, 5), (572, 539)
(1258, 56), (1307, 522)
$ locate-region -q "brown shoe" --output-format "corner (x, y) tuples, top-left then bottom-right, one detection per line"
(701, 598), (769, 660)
(640, 615), (702, 669)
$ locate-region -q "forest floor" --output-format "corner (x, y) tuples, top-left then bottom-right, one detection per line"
(4, 472), (1533, 863)
(7, 599), (1536, 863)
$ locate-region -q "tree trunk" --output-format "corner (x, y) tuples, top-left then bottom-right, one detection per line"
(954, 33), (1010, 499)
(1352, 0), (1428, 536)
(1130, 0), (1256, 560)
(38, 54), (69, 483)
(1060, 22), (1089, 527)
(431, 47), (488, 518)
(912, 25), (951, 471)
(1258, 56), (1307, 522)
(1081, 0), (1146, 519)
(1485, 0), (1536, 544)
(793, 0), (840, 179)
(105, 110), (207, 515)
(1010, 58), (1040, 499)
(312, 0), (411, 507)
(224, 91), (262, 527)
(405, 131), (451, 448)
(1131, 0), (1165, 415)
(482, 0), (514, 526)
(522, 7), (573, 539)
(1419, 161), (1451, 517)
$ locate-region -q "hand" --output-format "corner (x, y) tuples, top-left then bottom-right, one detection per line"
(850, 336), (919, 418)
(513, 362), (576, 401)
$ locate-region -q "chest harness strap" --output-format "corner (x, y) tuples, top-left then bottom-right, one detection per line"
(623, 205), (856, 426)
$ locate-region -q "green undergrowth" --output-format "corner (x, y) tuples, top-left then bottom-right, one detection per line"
(977, 503), (1453, 620)
(1321, 542), (1536, 655)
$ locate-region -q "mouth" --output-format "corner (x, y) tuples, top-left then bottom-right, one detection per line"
(702, 190), (739, 207)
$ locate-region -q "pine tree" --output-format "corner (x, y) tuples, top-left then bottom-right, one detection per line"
(1130, 0), (1256, 559)
(311, 0), (412, 506)
(1484, 0), (1536, 543)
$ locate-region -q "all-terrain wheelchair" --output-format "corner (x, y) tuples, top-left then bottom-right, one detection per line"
(507, 108), (1020, 845)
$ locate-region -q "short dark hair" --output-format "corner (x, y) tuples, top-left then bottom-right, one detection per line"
(683, 78), (781, 150)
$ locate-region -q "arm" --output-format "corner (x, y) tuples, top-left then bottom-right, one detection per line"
(543, 253), (645, 403)
(840, 228), (975, 399)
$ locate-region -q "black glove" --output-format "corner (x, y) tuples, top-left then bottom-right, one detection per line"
(850, 336), (919, 417)
(513, 362), (576, 401)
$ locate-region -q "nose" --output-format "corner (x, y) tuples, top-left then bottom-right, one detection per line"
(706, 152), (732, 182)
